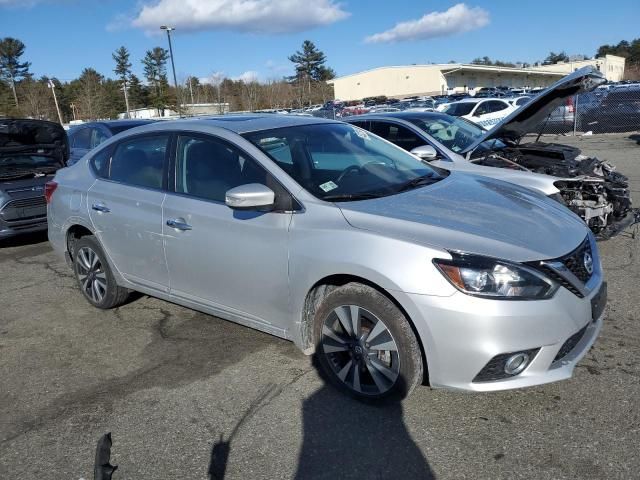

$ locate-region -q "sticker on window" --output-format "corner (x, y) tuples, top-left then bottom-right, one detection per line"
(352, 126), (370, 140)
(319, 181), (338, 192)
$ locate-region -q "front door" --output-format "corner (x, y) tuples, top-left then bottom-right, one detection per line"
(162, 133), (291, 329)
(87, 133), (170, 292)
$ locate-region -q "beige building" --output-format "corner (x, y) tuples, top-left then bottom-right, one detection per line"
(328, 55), (626, 101)
(527, 54), (625, 82)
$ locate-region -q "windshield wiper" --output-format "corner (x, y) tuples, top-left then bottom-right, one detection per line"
(395, 174), (440, 193)
(323, 192), (388, 202)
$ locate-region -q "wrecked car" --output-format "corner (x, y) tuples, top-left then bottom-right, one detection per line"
(0, 119), (68, 239)
(347, 67), (636, 238)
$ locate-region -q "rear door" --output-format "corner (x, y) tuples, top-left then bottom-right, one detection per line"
(87, 133), (170, 292)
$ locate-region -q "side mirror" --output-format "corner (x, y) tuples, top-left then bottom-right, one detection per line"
(225, 183), (275, 210)
(410, 145), (438, 161)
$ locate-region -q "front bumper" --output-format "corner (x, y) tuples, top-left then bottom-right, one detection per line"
(396, 280), (604, 392)
(0, 196), (48, 239)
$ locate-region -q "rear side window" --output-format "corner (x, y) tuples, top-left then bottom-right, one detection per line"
(90, 147), (112, 178)
(370, 122), (425, 152)
(109, 135), (169, 189)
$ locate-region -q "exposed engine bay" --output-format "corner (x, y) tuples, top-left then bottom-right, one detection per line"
(471, 142), (638, 238)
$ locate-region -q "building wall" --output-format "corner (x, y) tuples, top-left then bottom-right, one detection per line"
(330, 65), (563, 101)
(330, 66), (446, 101)
(528, 55), (625, 82)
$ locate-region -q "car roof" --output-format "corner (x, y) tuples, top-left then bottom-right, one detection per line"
(73, 120), (155, 130)
(346, 111), (453, 123)
(116, 114), (340, 136)
(451, 97), (507, 104)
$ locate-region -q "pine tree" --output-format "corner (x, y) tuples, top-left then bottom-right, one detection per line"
(142, 47), (170, 115)
(0, 37), (31, 107)
(112, 46), (132, 117)
(288, 40), (333, 105)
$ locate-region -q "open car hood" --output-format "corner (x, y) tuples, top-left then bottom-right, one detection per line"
(0, 118), (69, 165)
(462, 66), (605, 155)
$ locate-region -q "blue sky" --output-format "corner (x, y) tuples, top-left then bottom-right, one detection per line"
(1, 0), (639, 84)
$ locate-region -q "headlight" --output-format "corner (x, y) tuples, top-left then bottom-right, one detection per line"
(433, 254), (557, 300)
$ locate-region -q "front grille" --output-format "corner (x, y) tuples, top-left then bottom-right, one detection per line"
(0, 196), (47, 222)
(4, 196), (46, 209)
(561, 238), (593, 283)
(554, 325), (588, 363)
(529, 236), (594, 298)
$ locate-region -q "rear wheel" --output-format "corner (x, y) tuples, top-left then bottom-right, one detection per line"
(313, 283), (423, 402)
(73, 235), (129, 309)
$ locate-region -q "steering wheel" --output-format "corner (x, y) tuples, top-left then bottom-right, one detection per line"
(336, 165), (363, 182)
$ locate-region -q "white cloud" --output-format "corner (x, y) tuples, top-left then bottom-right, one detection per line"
(199, 71), (227, 86)
(364, 3), (489, 44)
(234, 70), (260, 83)
(130, 0), (349, 34)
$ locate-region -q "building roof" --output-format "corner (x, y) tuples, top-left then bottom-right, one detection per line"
(328, 63), (566, 83)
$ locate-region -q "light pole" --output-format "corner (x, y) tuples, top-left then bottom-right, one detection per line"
(160, 25), (180, 115)
(47, 79), (64, 124)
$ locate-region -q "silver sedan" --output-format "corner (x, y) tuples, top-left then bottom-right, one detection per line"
(47, 115), (605, 401)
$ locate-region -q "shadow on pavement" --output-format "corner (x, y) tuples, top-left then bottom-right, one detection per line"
(294, 384), (435, 479)
(0, 230), (48, 248)
(629, 134), (640, 145)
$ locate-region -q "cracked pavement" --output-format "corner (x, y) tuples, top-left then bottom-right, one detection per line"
(1, 133), (639, 479)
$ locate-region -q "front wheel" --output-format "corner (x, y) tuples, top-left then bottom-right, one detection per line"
(313, 283), (424, 402)
(73, 235), (129, 309)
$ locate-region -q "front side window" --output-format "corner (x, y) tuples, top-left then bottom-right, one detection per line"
(443, 102), (475, 116)
(244, 123), (447, 201)
(369, 122), (425, 152)
(473, 102), (490, 116)
(487, 101), (509, 113)
(71, 128), (91, 149)
(90, 128), (109, 149)
(175, 134), (267, 203)
(109, 135), (168, 189)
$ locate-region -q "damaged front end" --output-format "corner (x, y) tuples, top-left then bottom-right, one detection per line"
(473, 141), (638, 238)
(462, 67), (639, 239)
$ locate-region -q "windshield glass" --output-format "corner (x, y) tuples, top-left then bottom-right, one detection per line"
(407, 115), (505, 153)
(244, 123), (448, 201)
(0, 154), (60, 172)
(443, 102), (475, 116)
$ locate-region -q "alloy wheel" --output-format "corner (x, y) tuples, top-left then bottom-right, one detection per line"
(76, 246), (108, 304)
(321, 305), (400, 396)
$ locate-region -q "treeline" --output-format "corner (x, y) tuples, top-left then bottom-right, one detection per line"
(0, 38), (335, 122)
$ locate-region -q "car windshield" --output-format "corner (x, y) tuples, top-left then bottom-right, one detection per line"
(244, 123), (448, 201)
(0, 154), (60, 172)
(442, 102), (475, 116)
(407, 115), (505, 153)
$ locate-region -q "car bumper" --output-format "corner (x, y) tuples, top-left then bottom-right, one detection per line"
(396, 281), (604, 392)
(0, 217), (48, 239)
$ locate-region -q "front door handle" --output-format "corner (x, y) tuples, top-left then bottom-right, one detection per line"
(92, 203), (110, 213)
(166, 218), (192, 231)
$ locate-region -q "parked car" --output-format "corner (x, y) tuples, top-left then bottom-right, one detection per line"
(48, 114), (605, 402)
(441, 98), (517, 129)
(347, 67), (636, 238)
(508, 96), (532, 108)
(0, 119), (68, 239)
(579, 86), (640, 133)
(67, 120), (155, 165)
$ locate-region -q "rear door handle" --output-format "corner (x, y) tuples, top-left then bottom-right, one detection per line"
(92, 203), (110, 213)
(166, 218), (192, 231)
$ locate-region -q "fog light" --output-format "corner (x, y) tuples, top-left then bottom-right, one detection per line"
(504, 352), (530, 375)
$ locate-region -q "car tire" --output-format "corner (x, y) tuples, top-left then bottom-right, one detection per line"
(313, 282), (424, 402)
(73, 235), (129, 309)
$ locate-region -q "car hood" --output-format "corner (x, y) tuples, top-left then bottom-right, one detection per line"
(338, 172), (588, 262)
(461, 67), (605, 155)
(0, 119), (68, 165)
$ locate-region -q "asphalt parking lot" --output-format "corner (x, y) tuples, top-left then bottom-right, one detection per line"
(1, 133), (639, 479)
